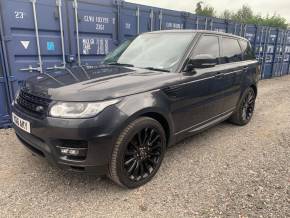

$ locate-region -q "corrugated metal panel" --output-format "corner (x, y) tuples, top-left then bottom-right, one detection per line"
(211, 17), (227, 33)
(227, 21), (244, 36)
(158, 8), (185, 31)
(66, 0), (118, 66)
(243, 24), (258, 47)
(285, 31), (290, 75)
(259, 28), (279, 78)
(0, 5), (11, 128)
(183, 13), (196, 30)
(0, 48), (11, 127)
(195, 15), (209, 30)
(0, 0), (69, 98)
(273, 30), (288, 77)
(118, 2), (153, 42)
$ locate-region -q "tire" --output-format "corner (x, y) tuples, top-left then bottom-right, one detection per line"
(108, 117), (166, 189)
(229, 87), (256, 126)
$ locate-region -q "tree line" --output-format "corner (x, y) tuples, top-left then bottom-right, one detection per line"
(195, 2), (288, 29)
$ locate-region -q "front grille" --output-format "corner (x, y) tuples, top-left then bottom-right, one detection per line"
(16, 88), (51, 118)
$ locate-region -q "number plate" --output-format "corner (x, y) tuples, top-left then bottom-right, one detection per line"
(12, 113), (31, 133)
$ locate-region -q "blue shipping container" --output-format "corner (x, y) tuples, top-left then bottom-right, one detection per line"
(0, 9), (12, 127)
(0, 43), (11, 127)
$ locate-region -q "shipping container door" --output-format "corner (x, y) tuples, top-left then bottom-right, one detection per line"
(66, 0), (118, 66)
(258, 28), (278, 79)
(0, 0), (69, 98)
(285, 33), (290, 75)
(0, 41), (10, 127)
(159, 9), (184, 30)
(254, 27), (267, 68)
(184, 14), (197, 30)
(243, 24), (257, 48)
(211, 18), (227, 33)
(272, 30), (287, 77)
(119, 2), (153, 42)
(195, 16), (208, 31)
(119, 3), (138, 42)
(227, 22), (243, 36)
(280, 31), (290, 76)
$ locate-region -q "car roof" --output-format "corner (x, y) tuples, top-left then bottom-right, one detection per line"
(146, 30), (248, 41)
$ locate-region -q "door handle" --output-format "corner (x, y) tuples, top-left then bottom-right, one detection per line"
(243, 66), (249, 71)
(215, 72), (224, 79)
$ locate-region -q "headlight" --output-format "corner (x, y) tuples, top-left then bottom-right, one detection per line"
(49, 99), (120, 118)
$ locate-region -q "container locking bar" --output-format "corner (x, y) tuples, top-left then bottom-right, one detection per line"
(31, 0), (43, 74)
(261, 28), (271, 78)
(159, 10), (162, 30)
(243, 24), (247, 38)
(52, 0), (66, 70)
(150, 9), (154, 31)
(239, 23), (243, 36)
(73, 0), (81, 66)
(47, 0), (84, 81)
(279, 30), (288, 76)
(257, 27), (265, 63)
(69, 0), (90, 79)
(136, 7), (140, 34)
(45, 0), (66, 71)
(71, 1), (89, 79)
(234, 23), (237, 35)
(20, 65), (42, 73)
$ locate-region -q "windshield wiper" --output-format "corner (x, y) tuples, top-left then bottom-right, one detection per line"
(143, 67), (170, 72)
(107, 62), (135, 67)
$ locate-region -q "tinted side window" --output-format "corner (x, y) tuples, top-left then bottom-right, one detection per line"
(192, 35), (220, 59)
(240, 40), (255, 60)
(221, 37), (242, 63)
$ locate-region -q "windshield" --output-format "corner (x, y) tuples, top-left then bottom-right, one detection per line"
(103, 39), (132, 64)
(105, 32), (195, 72)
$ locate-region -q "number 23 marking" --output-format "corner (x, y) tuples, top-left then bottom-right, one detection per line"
(15, 11), (24, 19)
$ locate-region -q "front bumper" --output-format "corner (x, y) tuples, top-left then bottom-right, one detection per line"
(12, 104), (122, 176)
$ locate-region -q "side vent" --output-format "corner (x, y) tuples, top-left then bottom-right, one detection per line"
(163, 86), (182, 98)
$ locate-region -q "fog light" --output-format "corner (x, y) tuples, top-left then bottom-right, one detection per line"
(60, 148), (80, 156)
(57, 143), (88, 160)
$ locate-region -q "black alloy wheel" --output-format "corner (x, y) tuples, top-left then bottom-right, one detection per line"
(229, 87), (256, 126)
(123, 127), (163, 182)
(241, 89), (255, 121)
(109, 117), (166, 188)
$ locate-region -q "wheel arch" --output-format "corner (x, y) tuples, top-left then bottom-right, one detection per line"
(250, 84), (257, 96)
(117, 107), (174, 147)
(139, 112), (171, 146)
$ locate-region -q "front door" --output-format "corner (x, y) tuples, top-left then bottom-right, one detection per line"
(170, 34), (222, 136)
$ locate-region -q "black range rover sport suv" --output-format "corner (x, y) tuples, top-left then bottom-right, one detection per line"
(12, 30), (260, 188)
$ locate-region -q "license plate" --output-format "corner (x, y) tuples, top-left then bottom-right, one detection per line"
(12, 113), (31, 133)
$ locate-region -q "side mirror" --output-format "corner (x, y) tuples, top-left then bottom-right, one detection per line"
(186, 54), (217, 71)
(184, 63), (195, 74)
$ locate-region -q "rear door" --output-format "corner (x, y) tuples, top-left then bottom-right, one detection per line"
(216, 36), (246, 112)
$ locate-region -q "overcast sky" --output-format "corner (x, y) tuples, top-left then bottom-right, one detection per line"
(126, 0), (290, 23)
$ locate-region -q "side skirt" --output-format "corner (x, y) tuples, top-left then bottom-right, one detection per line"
(173, 109), (235, 144)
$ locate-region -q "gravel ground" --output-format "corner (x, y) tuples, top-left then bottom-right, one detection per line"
(0, 76), (290, 218)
